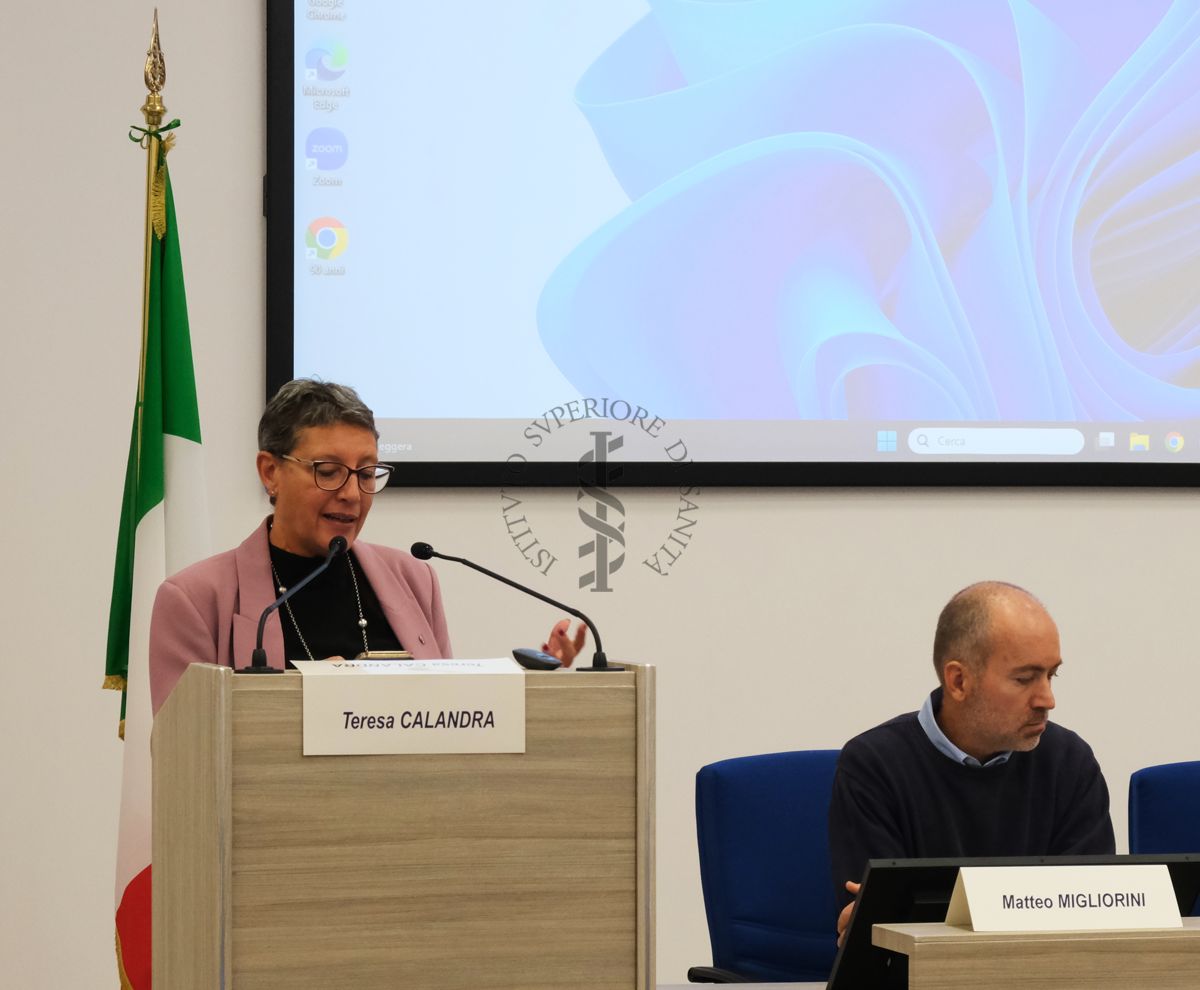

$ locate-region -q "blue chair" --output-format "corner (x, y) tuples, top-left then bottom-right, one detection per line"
(689, 750), (840, 983)
(1129, 760), (1200, 915)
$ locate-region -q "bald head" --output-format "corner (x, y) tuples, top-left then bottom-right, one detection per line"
(932, 582), (1049, 683)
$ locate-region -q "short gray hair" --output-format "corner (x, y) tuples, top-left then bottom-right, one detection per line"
(258, 379), (377, 456)
(932, 581), (1042, 681)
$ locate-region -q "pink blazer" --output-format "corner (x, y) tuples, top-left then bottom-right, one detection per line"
(149, 519), (452, 714)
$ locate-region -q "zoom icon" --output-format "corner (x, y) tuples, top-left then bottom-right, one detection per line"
(305, 128), (348, 170)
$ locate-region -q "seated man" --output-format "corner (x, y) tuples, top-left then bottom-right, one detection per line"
(828, 581), (1115, 941)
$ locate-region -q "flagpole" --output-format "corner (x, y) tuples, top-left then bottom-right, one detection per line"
(111, 13), (208, 985)
(137, 8), (168, 491)
(106, 10), (168, 703)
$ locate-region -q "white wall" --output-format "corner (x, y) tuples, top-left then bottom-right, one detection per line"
(3, 3), (1198, 987)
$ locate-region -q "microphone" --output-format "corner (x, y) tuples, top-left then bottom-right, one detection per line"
(238, 536), (348, 674)
(410, 541), (620, 672)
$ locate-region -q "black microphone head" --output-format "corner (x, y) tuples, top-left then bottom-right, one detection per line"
(328, 536), (348, 556)
(410, 541), (434, 561)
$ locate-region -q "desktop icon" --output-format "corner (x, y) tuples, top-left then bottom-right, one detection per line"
(1095, 431), (1115, 450)
(305, 217), (348, 260)
(1165, 432), (1185, 453)
(305, 128), (349, 171)
(1129, 432), (1150, 452)
(305, 41), (348, 81)
(876, 430), (897, 453)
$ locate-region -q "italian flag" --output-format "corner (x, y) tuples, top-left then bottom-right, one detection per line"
(104, 144), (209, 989)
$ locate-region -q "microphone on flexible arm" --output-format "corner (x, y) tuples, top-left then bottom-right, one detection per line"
(238, 536), (348, 673)
(410, 541), (620, 672)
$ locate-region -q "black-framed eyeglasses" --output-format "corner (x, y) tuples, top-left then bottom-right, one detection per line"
(280, 454), (394, 493)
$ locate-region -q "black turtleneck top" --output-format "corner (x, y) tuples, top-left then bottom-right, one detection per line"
(268, 543), (404, 662)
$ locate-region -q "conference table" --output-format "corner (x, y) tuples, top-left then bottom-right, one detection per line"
(658, 916), (1200, 990)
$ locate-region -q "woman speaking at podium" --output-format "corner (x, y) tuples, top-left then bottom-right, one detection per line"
(149, 379), (584, 713)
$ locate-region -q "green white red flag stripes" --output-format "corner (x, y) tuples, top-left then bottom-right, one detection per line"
(104, 148), (209, 989)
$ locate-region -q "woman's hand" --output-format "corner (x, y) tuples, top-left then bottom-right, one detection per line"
(542, 619), (587, 668)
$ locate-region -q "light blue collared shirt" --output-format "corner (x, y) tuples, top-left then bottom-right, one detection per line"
(918, 690), (1011, 768)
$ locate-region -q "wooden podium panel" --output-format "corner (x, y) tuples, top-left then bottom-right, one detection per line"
(874, 917), (1200, 990)
(153, 664), (655, 990)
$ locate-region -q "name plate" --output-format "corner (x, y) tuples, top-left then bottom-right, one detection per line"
(292, 658), (525, 755)
(945, 864), (1181, 932)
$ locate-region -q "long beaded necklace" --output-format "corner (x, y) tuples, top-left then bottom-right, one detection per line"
(271, 553), (370, 661)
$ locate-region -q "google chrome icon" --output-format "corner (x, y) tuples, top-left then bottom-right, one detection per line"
(1165, 431), (1184, 453)
(306, 217), (348, 260)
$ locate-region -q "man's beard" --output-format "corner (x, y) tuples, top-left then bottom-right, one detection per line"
(965, 700), (1048, 754)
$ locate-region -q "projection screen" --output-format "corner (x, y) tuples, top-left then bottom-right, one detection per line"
(266, 0), (1200, 485)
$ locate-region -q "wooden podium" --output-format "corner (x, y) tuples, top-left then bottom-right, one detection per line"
(152, 663), (655, 989)
(873, 918), (1200, 990)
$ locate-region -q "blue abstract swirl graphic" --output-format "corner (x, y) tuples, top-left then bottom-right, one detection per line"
(537, 0), (1200, 421)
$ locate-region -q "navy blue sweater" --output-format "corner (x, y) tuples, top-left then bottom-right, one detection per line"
(828, 701), (1115, 908)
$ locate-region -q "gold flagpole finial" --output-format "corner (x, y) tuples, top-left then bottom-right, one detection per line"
(142, 8), (166, 127)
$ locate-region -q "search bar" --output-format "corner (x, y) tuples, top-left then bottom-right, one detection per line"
(907, 428), (1085, 456)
